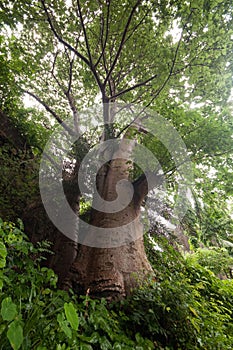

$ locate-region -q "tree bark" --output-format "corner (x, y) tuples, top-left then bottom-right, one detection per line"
(70, 235), (151, 299)
(69, 138), (153, 300)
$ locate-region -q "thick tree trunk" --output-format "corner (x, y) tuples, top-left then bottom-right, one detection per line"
(23, 158), (81, 288)
(69, 139), (153, 299)
(70, 230), (151, 299)
(70, 237), (151, 299)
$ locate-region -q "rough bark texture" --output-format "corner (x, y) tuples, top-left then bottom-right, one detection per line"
(23, 162), (81, 287)
(70, 237), (151, 299)
(68, 139), (153, 299)
(23, 201), (78, 285)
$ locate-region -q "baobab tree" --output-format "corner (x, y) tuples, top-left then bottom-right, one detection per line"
(1, 0), (233, 299)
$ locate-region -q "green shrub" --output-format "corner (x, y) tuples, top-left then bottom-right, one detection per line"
(116, 234), (233, 349)
(185, 247), (233, 278)
(1, 220), (233, 349)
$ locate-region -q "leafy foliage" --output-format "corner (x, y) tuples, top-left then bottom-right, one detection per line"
(0, 106), (51, 221)
(0, 220), (232, 349)
(118, 233), (233, 349)
(0, 141), (38, 220)
(186, 247), (233, 278)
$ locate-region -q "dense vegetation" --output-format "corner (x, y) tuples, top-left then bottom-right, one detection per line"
(0, 219), (233, 349)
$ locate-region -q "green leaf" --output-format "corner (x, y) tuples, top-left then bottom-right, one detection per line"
(79, 343), (93, 350)
(56, 345), (67, 350)
(99, 336), (112, 350)
(7, 320), (23, 350)
(189, 306), (198, 317)
(1, 297), (17, 321)
(0, 271), (4, 290)
(0, 323), (6, 335)
(113, 344), (122, 350)
(189, 317), (200, 333)
(57, 313), (72, 339)
(0, 241), (7, 268)
(64, 302), (79, 331)
(78, 332), (99, 344)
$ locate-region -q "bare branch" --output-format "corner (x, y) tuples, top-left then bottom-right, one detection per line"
(76, 0), (93, 65)
(37, 146), (61, 170)
(194, 148), (233, 161)
(49, 48), (80, 133)
(50, 52), (67, 94)
(40, 0), (90, 66)
(23, 90), (76, 136)
(123, 4), (152, 46)
(67, 56), (74, 94)
(40, 0), (103, 91)
(104, 0), (142, 86)
(66, 93), (80, 134)
(95, 0), (111, 69)
(65, 44), (80, 95)
(111, 73), (158, 99)
(51, 50), (59, 76)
